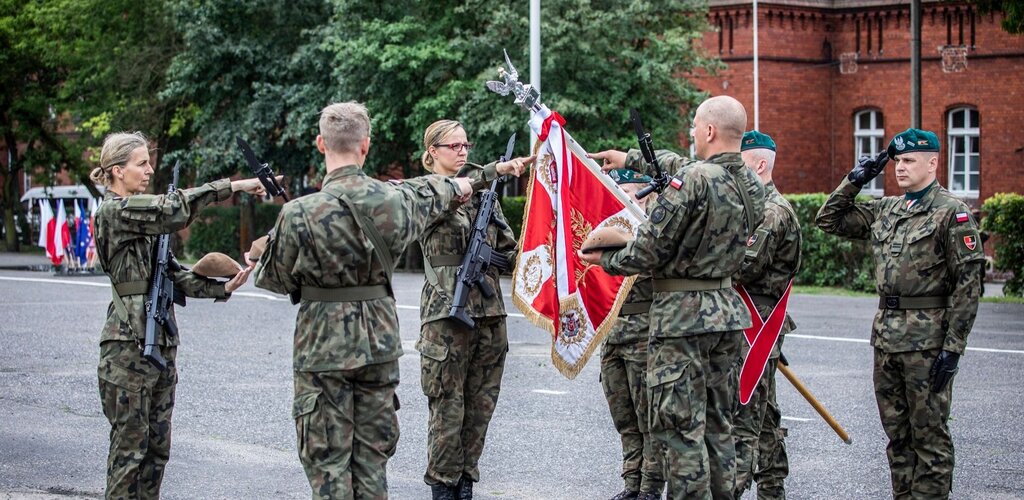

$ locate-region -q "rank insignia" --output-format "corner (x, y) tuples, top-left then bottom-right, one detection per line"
(747, 233), (758, 247)
(955, 212), (969, 223)
(669, 177), (683, 190)
(963, 235), (977, 250)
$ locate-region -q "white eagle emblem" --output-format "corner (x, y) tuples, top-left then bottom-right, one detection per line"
(894, 136), (906, 151)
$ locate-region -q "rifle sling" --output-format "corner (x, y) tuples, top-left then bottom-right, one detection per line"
(320, 183), (394, 296)
(429, 255), (463, 267)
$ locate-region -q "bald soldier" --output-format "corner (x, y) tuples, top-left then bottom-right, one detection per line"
(585, 95), (766, 499)
(253, 102), (474, 498)
(816, 128), (985, 499)
(732, 131), (801, 499)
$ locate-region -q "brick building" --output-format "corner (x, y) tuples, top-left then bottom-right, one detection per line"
(696, 0), (1024, 205)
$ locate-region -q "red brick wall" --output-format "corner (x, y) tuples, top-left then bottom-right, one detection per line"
(694, 2), (1024, 204)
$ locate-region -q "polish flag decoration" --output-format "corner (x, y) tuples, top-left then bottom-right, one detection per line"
(511, 105), (647, 378)
(735, 281), (794, 405)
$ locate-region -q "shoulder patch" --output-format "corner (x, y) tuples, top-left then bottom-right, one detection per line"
(747, 233), (758, 247)
(669, 177), (683, 190)
(955, 212), (969, 223)
(963, 234), (977, 251)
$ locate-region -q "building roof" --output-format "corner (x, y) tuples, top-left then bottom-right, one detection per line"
(708, 0), (948, 9)
(20, 185), (105, 203)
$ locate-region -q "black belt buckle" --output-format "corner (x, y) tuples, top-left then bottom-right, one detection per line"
(885, 296), (900, 309)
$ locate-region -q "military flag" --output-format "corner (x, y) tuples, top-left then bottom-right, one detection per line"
(487, 53), (646, 378)
(736, 282), (793, 404)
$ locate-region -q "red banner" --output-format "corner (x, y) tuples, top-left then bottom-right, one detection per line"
(736, 281), (793, 405)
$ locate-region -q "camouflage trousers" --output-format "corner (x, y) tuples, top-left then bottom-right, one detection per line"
(648, 331), (743, 500)
(733, 338), (788, 500)
(98, 340), (177, 500)
(600, 338), (665, 494)
(417, 316), (508, 487)
(874, 348), (954, 500)
(293, 361), (401, 500)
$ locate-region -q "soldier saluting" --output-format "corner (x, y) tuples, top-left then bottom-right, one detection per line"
(816, 128), (985, 499)
(91, 131), (264, 498)
(252, 102), (475, 499)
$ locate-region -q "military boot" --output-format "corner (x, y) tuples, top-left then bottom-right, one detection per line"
(636, 492), (662, 500)
(431, 484), (457, 500)
(456, 476), (474, 499)
(610, 490), (639, 500)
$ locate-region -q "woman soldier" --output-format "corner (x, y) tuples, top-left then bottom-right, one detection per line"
(90, 131), (265, 498)
(416, 120), (532, 500)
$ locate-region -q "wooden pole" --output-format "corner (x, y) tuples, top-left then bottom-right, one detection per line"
(779, 364), (852, 444)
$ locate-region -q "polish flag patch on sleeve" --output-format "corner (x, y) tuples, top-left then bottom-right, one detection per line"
(955, 212), (969, 223)
(669, 177), (684, 190)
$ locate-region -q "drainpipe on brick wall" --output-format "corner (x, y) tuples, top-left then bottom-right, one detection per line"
(911, 0), (922, 128)
(753, 0), (759, 130)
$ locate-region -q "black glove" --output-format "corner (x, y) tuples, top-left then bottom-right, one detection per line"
(847, 150), (889, 188)
(929, 350), (960, 392)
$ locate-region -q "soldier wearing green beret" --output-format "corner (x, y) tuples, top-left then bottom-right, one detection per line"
(415, 119), (532, 500)
(816, 128), (985, 499)
(90, 131), (263, 498)
(253, 102), (476, 499)
(732, 131), (801, 499)
(586, 95), (767, 499)
(599, 169), (664, 500)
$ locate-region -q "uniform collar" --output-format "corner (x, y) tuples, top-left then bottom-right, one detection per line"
(705, 152), (743, 165)
(899, 180), (940, 214)
(322, 165), (364, 186)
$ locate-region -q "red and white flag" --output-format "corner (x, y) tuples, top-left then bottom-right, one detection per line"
(736, 281), (793, 405)
(512, 105), (647, 378)
(55, 199), (69, 265)
(37, 200), (52, 249)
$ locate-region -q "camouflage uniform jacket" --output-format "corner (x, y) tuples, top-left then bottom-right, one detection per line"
(419, 162), (517, 325)
(254, 165), (461, 371)
(736, 181), (802, 334)
(599, 151), (767, 336)
(604, 276), (653, 344)
(815, 178), (984, 354)
(94, 181), (235, 346)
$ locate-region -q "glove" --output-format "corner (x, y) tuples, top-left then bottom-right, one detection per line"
(929, 350), (960, 393)
(847, 150), (889, 188)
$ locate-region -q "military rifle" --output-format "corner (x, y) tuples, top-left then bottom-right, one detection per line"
(631, 108), (668, 199)
(143, 161), (185, 370)
(236, 137), (288, 201)
(448, 134), (516, 329)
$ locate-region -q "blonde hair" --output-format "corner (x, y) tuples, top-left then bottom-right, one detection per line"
(90, 131), (148, 187)
(420, 119), (464, 172)
(319, 102), (371, 154)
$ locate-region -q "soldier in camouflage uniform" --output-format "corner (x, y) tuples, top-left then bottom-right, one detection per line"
(90, 131), (263, 499)
(416, 120), (531, 500)
(253, 103), (474, 499)
(599, 169), (664, 500)
(816, 128), (985, 500)
(585, 96), (766, 500)
(732, 131), (801, 500)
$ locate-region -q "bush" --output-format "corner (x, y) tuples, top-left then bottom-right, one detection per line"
(982, 193), (1024, 296)
(185, 203), (282, 261)
(785, 193), (875, 292)
(500, 195), (526, 240)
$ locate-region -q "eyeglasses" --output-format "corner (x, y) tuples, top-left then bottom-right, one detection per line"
(434, 143), (474, 153)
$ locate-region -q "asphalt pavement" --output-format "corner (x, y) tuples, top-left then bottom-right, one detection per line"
(1, 269), (1022, 499)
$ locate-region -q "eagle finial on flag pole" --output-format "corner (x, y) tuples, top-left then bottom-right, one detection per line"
(486, 49), (542, 112)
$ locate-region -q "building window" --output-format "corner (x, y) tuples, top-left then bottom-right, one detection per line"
(854, 109), (885, 195)
(948, 107), (980, 197)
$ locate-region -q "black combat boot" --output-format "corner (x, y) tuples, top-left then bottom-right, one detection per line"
(636, 491), (662, 500)
(610, 490), (639, 500)
(431, 484), (457, 500)
(456, 475), (474, 499)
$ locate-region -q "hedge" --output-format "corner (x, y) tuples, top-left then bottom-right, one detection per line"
(499, 196), (526, 240)
(982, 193), (1024, 297)
(185, 203), (282, 261)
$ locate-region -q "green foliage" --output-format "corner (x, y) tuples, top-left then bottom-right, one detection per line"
(323, 0), (718, 175)
(185, 203), (282, 260)
(982, 193), (1024, 296)
(969, 0), (1024, 34)
(785, 193), (875, 292)
(499, 195), (527, 240)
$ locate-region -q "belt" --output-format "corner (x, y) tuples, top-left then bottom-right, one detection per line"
(429, 255), (463, 267)
(300, 285), (390, 302)
(878, 295), (952, 310)
(653, 277), (732, 293)
(618, 301), (652, 316)
(113, 280), (149, 297)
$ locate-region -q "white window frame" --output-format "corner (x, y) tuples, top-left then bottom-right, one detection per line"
(947, 107), (980, 198)
(854, 109), (885, 196)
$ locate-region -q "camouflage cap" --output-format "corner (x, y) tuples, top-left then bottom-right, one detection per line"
(608, 168), (652, 185)
(581, 226), (633, 253)
(741, 130), (776, 152)
(887, 128), (940, 159)
(191, 252), (243, 278)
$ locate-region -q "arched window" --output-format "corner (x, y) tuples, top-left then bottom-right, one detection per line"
(948, 107), (980, 197)
(854, 109), (885, 195)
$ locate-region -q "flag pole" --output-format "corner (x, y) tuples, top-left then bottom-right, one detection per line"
(530, 0), (541, 150)
(779, 363), (852, 444)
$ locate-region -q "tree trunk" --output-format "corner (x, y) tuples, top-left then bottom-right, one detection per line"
(239, 194), (256, 259)
(3, 130), (22, 252)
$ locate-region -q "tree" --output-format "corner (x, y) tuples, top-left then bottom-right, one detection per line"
(322, 0), (718, 175)
(969, 1), (1024, 34)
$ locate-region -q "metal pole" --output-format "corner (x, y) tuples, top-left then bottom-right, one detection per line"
(911, 0), (921, 128)
(753, 0), (759, 130)
(530, 0), (541, 151)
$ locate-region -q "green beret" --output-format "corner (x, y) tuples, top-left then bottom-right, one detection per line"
(608, 168), (652, 185)
(741, 130), (776, 152)
(887, 128), (940, 159)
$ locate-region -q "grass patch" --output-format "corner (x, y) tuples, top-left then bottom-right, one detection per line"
(792, 285), (874, 297)
(980, 295), (1024, 304)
